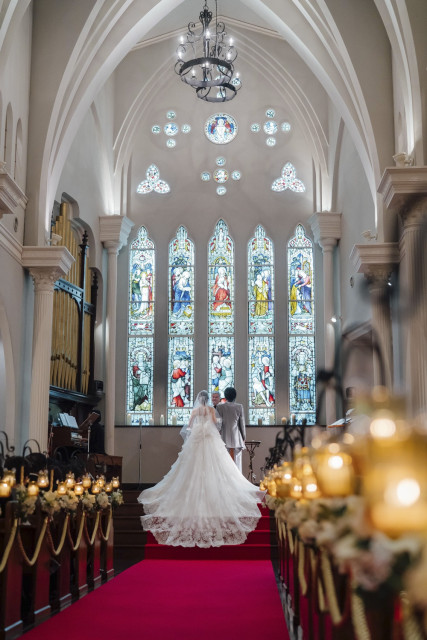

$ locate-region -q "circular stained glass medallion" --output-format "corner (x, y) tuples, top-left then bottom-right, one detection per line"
(204, 113), (238, 144)
(166, 111), (176, 119)
(281, 122), (291, 132)
(266, 137), (276, 147)
(264, 121), (278, 135)
(216, 156), (226, 166)
(266, 108), (275, 118)
(201, 172), (211, 181)
(166, 139), (176, 148)
(164, 122), (179, 136)
(250, 123), (260, 132)
(213, 169), (229, 183)
(231, 170), (241, 181)
(181, 124), (191, 133)
(216, 186), (227, 196)
(152, 125), (161, 134)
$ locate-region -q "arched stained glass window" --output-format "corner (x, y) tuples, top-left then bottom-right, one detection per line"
(168, 227), (195, 425)
(288, 224), (316, 424)
(208, 220), (234, 399)
(127, 227), (155, 425)
(248, 225), (275, 424)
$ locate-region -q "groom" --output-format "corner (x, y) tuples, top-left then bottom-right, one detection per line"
(215, 387), (246, 473)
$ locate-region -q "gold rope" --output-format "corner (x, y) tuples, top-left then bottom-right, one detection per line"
(400, 592), (424, 640)
(350, 588), (371, 640)
(84, 511), (100, 546)
(99, 508), (113, 542)
(320, 548), (345, 625)
(309, 548), (328, 613)
(288, 525), (294, 554)
(277, 518), (282, 542)
(0, 518), (18, 573)
(46, 514), (69, 556)
(298, 540), (308, 596)
(281, 522), (287, 543)
(67, 512), (86, 552)
(17, 517), (48, 566)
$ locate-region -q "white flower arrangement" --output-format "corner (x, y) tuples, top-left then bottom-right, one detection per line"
(81, 492), (96, 511)
(96, 492), (110, 510)
(39, 490), (62, 516)
(110, 490), (124, 508)
(15, 485), (38, 518)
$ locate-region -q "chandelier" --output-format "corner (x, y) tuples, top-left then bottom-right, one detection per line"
(175, 1), (241, 102)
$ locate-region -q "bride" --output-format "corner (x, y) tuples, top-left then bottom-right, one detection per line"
(138, 390), (264, 547)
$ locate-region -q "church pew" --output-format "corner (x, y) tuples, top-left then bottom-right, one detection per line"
(0, 501), (23, 640)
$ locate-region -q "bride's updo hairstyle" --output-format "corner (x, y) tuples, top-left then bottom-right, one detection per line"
(195, 390), (209, 406)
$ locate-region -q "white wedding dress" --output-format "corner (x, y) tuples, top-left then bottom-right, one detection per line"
(138, 402), (264, 548)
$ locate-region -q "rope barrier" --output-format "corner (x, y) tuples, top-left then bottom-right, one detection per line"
(17, 517), (48, 566)
(84, 511), (100, 546)
(67, 512), (86, 552)
(287, 525), (294, 554)
(400, 592), (424, 640)
(309, 547), (328, 613)
(350, 588), (371, 640)
(46, 514), (70, 556)
(298, 540), (308, 596)
(99, 508), (112, 542)
(320, 548), (346, 625)
(0, 518), (18, 573)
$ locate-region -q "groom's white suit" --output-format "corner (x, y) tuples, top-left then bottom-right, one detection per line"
(215, 400), (246, 472)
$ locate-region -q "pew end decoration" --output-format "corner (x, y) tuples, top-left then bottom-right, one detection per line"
(262, 386), (427, 639)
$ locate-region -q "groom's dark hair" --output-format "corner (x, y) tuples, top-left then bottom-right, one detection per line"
(224, 387), (236, 402)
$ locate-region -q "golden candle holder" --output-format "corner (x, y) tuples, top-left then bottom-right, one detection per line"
(2, 468), (16, 487)
(104, 482), (113, 493)
(36, 470), (50, 489)
(82, 474), (92, 489)
(315, 443), (355, 497)
(65, 471), (76, 489)
(91, 483), (101, 494)
(74, 483), (84, 496)
(57, 481), (67, 495)
(27, 480), (40, 497)
(111, 477), (120, 489)
(0, 479), (12, 498)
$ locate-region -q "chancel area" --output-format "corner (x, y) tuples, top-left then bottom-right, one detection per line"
(0, 1), (427, 639)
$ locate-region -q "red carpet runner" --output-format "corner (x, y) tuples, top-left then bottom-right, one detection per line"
(24, 560), (289, 640)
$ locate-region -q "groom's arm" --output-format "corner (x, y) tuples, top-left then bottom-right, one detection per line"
(238, 406), (246, 441)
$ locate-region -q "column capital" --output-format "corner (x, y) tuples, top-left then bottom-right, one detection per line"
(0, 161), (27, 217)
(99, 215), (134, 252)
(22, 246), (75, 288)
(309, 212), (342, 250)
(378, 167), (427, 213)
(350, 242), (400, 281)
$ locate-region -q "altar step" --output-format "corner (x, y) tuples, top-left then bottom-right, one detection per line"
(113, 489), (275, 569)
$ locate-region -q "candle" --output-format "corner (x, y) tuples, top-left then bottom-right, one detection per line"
(0, 481), (11, 498)
(74, 483), (84, 496)
(112, 477), (120, 489)
(91, 483), (101, 494)
(257, 418), (263, 426)
(27, 481), (40, 497)
(269, 414), (275, 425)
(57, 481), (67, 495)
(316, 445), (355, 497)
(148, 418), (154, 426)
(82, 474), (92, 489)
(281, 417), (287, 425)
(171, 415), (177, 426)
(127, 413), (132, 425)
(160, 414), (165, 426)
(291, 414), (296, 425)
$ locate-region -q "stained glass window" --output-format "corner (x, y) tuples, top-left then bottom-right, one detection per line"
(208, 220), (234, 399)
(248, 226), (275, 424)
(127, 227), (155, 425)
(288, 224), (316, 424)
(168, 227), (195, 425)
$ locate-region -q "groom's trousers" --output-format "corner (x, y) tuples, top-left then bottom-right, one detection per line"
(227, 447), (243, 473)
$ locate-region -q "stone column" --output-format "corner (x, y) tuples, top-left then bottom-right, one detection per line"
(309, 212), (342, 425)
(99, 216), (134, 455)
(378, 167), (427, 415)
(400, 201), (427, 415)
(350, 244), (399, 389)
(22, 247), (75, 450)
